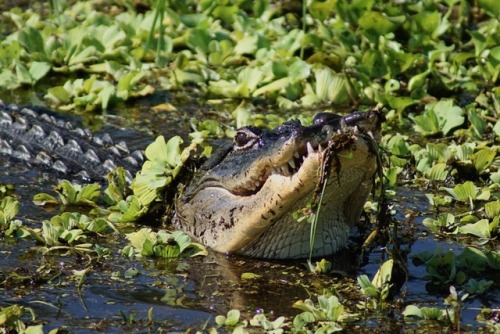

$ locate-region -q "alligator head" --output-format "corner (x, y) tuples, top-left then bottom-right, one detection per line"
(175, 110), (381, 259)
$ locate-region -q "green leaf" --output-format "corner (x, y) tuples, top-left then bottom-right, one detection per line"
(293, 311), (315, 329)
(413, 109), (439, 135)
(288, 59), (311, 82)
(456, 247), (489, 273)
(234, 35), (258, 55)
(0, 197), (20, 222)
(372, 259), (393, 289)
(402, 305), (423, 318)
(225, 309), (241, 327)
(308, 0), (337, 21)
(426, 162), (448, 181)
(433, 100), (464, 135)
(459, 219), (490, 239)
(471, 148), (496, 174)
(15, 62), (32, 85)
(241, 272), (262, 280)
(468, 110), (487, 137)
(415, 100), (465, 136)
(18, 26), (46, 57)
(493, 120), (500, 137)
(237, 67), (264, 93)
(29, 62), (51, 83)
(45, 86), (71, 104)
(421, 307), (446, 320)
(186, 28), (211, 54)
(485, 200), (500, 219)
(252, 77), (290, 97)
(478, 0), (500, 17)
(358, 11), (397, 42)
(313, 66), (349, 103)
(443, 181), (477, 209)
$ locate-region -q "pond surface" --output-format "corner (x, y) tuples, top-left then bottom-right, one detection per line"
(0, 93), (498, 333)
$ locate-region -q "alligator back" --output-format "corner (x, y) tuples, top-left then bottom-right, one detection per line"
(0, 101), (144, 182)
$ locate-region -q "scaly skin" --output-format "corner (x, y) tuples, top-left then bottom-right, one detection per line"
(0, 101), (143, 182)
(0, 100), (381, 259)
(175, 111), (381, 259)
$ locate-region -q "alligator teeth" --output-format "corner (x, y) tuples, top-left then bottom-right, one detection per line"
(294, 151), (300, 159)
(306, 142), (314, 155)
(288, 159), (296, 170)
(280, 165), (290, 175)
(318, 144), (324, 152)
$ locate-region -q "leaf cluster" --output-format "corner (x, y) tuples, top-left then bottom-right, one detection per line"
(1, 0), (499, 112)
(122, 228), (207, 258)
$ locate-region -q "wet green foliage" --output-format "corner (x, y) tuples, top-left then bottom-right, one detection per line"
(123, 228), (207, 258)
(357, 259), (393, 311)
(1, 0), (500, 332)
(0, 304), (41, 334)
(0, 0), (498, 112)
(413, 247), (499, 288)
(0, 196), (25, 237)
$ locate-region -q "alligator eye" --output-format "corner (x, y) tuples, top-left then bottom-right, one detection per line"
(233, 128), (260, 151)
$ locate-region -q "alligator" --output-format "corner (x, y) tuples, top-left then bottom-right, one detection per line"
(0, 101), (144, 182)
(0, 100), (381, 259)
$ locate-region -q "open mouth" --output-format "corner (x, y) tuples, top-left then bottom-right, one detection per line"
(234, 140), (327, 196)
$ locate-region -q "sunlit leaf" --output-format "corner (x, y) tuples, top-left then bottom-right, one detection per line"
(29, 61), (51, 83)
(459, 219), (490, 239)
(443, 181), (477, 209)
(485, 200), (500, 219)
(471, 148), (495, 174)
(426, 162), (448, 181)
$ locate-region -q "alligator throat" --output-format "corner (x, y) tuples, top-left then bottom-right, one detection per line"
(176, 111), (381, 259)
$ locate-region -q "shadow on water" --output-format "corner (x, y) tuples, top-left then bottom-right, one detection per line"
(0, 93), (498, 332)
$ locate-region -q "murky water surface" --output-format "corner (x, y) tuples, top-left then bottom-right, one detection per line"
(0, 94), (498, 332)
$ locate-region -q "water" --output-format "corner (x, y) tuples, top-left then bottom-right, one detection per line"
(0, 94), (498, 332)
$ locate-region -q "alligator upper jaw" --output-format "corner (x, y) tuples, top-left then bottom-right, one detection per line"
(205, 138), (329, 197)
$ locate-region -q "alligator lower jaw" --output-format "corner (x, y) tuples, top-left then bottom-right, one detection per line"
(191, 150), (324, 254)
(227, 141), (326, 196)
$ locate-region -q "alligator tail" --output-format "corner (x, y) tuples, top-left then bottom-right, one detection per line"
(0, 100), (144, 182)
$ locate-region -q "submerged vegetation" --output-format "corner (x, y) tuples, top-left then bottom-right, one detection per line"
(0, 0), (499, 332)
